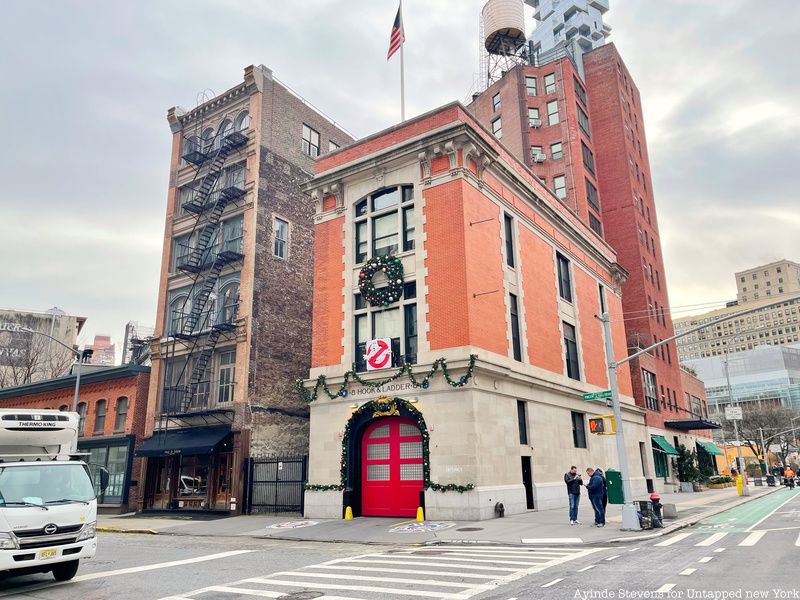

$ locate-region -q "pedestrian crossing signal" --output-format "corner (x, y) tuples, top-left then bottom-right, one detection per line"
(589, 415), (615, 435)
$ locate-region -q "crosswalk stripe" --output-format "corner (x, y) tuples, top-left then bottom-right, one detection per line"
(795, 532), (800, 547)
(411, 547), (578, 555)
(680, 568), (696, 576)
(273, 571), (473, 588)
(401, 551), (560, 563)
(696, 532), (727, 546)
(345, 558), (520, 572)
(656, 584), (676, 593)
(243, 578), (458, 598)
(542, 578), (564, 588)
(655, 533), (692, 546)
(307, 564), (499, 579)
(195, 588), (284, 598)
(355, 554), (548, 566)
(699, 557), (713, 563)
(739, 531), (766, 546)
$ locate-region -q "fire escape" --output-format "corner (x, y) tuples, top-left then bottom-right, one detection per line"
(159, 116), (248, 427)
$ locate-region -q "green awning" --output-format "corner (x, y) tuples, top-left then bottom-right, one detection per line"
(697, 440), (724, 456)
(651, 435), (679, 456)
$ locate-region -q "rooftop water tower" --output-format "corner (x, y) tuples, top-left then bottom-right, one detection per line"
(479, 0), (530, 89)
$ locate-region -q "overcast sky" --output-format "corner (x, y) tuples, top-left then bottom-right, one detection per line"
(1, 0), (797, 353)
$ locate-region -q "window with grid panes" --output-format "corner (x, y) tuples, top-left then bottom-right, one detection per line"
(302, 124), (320, 157)
(550, 141), (563, 160)
(354, 186), (414, 264)
(526, 76), (537, 96)
(547, 100), (559, 125)
(544, 73), (556, 94)
(354, 282), (417, 372)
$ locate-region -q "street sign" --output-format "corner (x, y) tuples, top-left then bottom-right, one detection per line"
(725, 406), (743, 421)
(583, 390), (612, 401)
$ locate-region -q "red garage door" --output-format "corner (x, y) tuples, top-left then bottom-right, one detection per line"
(361, 417), (424, 517)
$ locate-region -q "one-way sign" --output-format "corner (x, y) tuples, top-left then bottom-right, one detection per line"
(583, 390), (612, 401)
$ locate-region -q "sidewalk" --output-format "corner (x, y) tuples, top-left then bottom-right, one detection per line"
(98, 484), (781, 545)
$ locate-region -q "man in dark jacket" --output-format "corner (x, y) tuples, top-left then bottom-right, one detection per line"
(564, 466), (583, 525)
(595, 468), (608, 510)
(586, 468), (606, 527)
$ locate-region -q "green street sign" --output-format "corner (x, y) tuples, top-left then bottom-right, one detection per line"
(583, 390), (612, 401)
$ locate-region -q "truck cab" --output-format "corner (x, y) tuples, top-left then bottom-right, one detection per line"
(0, 409), (106, 581)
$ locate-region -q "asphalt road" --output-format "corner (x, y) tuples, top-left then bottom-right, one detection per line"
(2, 488), (798, 600)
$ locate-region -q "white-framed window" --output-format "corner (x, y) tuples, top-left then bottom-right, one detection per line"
(547, 100), (559, 126)
(553, 175), (567, 199)
(216, 349), (236, 404)
(544, 73), (556, 95)
(492, 93), (501, 112)
(329, 140), (340, 152)
(528, 107), (540, 127)
(273, 217), (289, 258)
(354, 281), (418, 372)
(491, 117), (502, 138)
(302, 124), (320, 157)
(551, 141), (563, 160)
(525, 76), (537, 96)
(219, 281), (240, 324)
(354, 185), (414, 264)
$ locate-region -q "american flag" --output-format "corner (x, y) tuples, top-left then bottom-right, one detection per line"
(387, 3), (405, 61)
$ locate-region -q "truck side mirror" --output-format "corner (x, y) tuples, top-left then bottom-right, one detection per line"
(100, 467), (109, 493)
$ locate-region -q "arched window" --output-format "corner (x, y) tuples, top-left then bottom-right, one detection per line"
(220, 282), (240, 325)
(201, 127), (215, 153)
(77, 402), (87, 436)
(58, 405), (68, 412)
(169, 296), (190, 335)
(234, 110), (249, 133)
(219, 119), (233, 142)
(183, 135), (199, 156)
(94, 399), (107, 433)
(196, 291), (216, 331)
(115, 397), (128, 432)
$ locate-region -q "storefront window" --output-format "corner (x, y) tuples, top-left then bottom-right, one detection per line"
(178, 455), (210, 498)
(84, 441), (130, 505)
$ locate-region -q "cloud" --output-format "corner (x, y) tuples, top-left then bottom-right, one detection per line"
(0, 0), (797, 352)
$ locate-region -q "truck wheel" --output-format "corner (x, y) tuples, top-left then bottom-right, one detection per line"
(52, 560), (79, 581)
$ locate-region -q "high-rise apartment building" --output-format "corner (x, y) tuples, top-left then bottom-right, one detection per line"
(735, 259), (800, 304)
(675, 261), (800, 361)
(136, 65), (353, 513)
(469, 1), (716, 491)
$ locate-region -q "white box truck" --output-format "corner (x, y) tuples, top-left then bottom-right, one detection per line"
(0, 409), (107, 581)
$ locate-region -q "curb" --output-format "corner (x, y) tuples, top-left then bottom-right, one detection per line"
(97, 526), (159, 535)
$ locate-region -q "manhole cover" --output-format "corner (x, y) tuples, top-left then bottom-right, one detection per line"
(279, 592), (324, 600)
(457, 527), (484, 532)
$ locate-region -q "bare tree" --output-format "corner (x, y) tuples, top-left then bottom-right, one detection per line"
(718, 403), (800, 467)
(0, 329), (75, 388)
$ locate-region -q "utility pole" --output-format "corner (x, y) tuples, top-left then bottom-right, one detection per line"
(599, 313), (640, 531)
(724, 352), (748, 496)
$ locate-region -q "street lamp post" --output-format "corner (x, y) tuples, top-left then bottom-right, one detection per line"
(723, 352), (748, 495)
(0, 323), (85, 411)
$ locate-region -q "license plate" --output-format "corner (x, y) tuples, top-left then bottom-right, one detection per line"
(38, 548), (58, 560)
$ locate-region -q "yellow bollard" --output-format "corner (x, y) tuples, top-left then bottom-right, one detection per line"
(344, 506), (353, 520)
(416, 506), (425, 522)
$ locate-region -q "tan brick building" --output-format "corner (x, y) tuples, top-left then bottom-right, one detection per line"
(735, 259), (800, 304)
(137, 65), (353, 513)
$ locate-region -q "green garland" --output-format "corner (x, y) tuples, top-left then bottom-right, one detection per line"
(303, 483), (344, 491)
(334, 397), (474, 494)
(358, 255), (404, 307)
(296, 354), (477, 403)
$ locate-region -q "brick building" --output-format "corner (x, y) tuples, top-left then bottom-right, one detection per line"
(467, 3), (717, 492)
(138, 64), (353, 513)
(0, 364), (150, 512)
(300, 102), (654, 520)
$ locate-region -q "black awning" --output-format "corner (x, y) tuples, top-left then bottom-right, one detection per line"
(664, 419), (722, 431)
(135, 426), (231, 457)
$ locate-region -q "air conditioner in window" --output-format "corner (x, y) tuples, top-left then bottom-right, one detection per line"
(530, 118), (542, 128)
(532, 153), (546, 163)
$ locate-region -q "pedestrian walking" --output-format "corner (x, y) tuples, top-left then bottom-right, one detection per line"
(586, 467), (606, 527)
(564, 465), (583, 525)
(595, 467), (608, 510)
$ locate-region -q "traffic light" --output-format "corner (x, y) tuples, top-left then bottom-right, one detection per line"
(589, 415), (616, 435)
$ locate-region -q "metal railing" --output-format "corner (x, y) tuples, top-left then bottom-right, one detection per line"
(175, 236), (244, 272)
(181, 128), (249, 165)
(169, 304), (239, 337)
(161, 379), (235, 415)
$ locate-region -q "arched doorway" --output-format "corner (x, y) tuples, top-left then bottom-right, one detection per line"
(361, 417), (424, 517)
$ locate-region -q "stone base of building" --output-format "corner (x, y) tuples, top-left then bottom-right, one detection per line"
(304, 490), (344, 519)
(425, 484), (528, 521)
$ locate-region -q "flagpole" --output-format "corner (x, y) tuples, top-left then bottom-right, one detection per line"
(400, 0), (405, 121)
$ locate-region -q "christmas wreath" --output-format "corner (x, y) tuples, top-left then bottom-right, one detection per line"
(358, 255), (404, 307)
